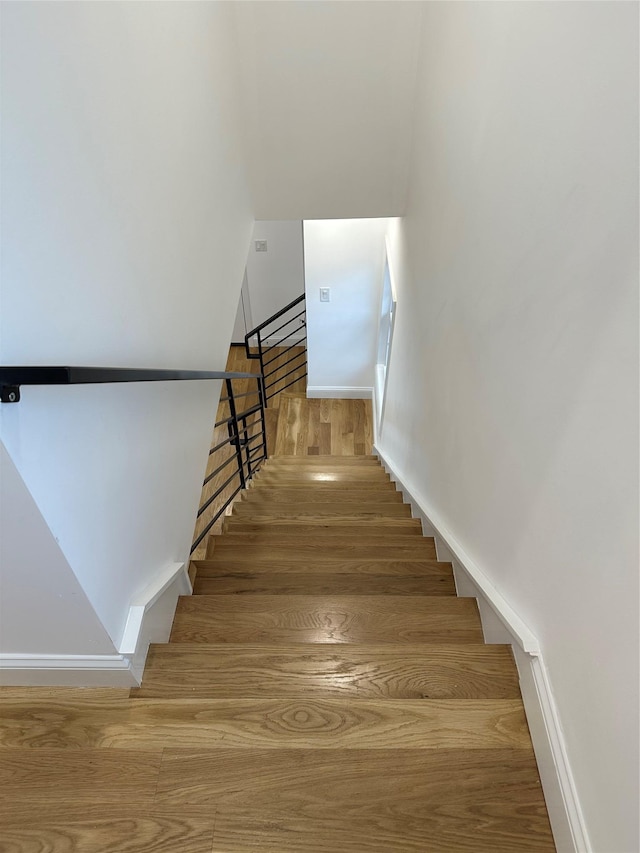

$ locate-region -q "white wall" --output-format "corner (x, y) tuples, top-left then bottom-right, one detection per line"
(304, 219), (387, 396)
(246, 220), (305, 331)
(0, 3), (253, 656)
(0, 444), (115, 656)
(234, 2), (421, 220)
(378, 5), (638, 852)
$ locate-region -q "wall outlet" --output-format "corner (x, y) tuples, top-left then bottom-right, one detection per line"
(319, 287), (331, 302)
(255, 240), (267, 252)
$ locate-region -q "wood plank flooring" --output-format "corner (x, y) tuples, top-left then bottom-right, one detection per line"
(0, 456), (555, 851)
(190, 344), (374, 559)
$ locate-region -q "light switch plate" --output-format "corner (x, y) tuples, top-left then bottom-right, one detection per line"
(320, 287), (330, 302)
(255, 240), (267, 252)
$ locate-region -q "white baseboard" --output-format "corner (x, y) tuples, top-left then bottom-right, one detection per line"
(0, 562), (191, 687)
(119, 561), (191, 682)
(373, 444), (591, 853)
(306, 386), (373, 399)
(0, 653), (137, 687)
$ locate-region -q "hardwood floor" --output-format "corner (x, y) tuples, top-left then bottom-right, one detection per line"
(191, 344), (373, 559)
(0, 455), (556, 852)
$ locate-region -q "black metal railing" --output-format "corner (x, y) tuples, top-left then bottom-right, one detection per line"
(244, 293), (307, 403)
(0, 364), (268, 554)
(0, 365), (243, 404)
(191, 373), (267, 552)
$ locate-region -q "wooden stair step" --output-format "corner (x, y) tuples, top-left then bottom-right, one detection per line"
(231, 503), (413, 519)
(0, 698), (530, 752)
(253, 474), (394, 486)
(193, 572), (455, 596)
(241, 489), (404, 504)
(154, 749), (553, 853)
(222, 518), (423, 535)
(0, 804), (214, 853)
(132, 643), (520, 699)
(170, 595), (483, 644)
(206, 536), (437, 560)
(263, 456), (380, 465)
(194, 558), (451, 577)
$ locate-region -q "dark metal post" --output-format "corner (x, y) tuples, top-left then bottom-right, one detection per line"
(257, 375), (268, 459)
(257, 331), (266, 382)
(241, 414), (252, 479)
(226, 378), (246, 490)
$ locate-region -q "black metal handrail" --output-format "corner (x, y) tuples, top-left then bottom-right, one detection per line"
(0, 363), (269, 554)
(244, 293), (307, 403)
(190, 373), (268, 553)
(0, 365), (258, 403)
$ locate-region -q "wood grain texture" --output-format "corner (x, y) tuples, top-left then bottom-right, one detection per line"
(170, 595), (484, 644)
(194, 558), (453, 577)
(222, 518), (423, 535)
(0, 805), (215, 853)
(192, 572), (455, 596)
(0, 749), (162, 801)
(206, 537), (438, 561)
(231, 502), (413, 519)
(241, 488), (405, 503)
(133, 643), (521, 700)
(0, 415), (554, 851)
(250, 476), (397, 494)
(265, 454), (381, 464)
(211, 806), (555, 853)
(274, 396), (373, 456)
(155, 747), (548, 810)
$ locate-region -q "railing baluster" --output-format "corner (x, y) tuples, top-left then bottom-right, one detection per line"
(226, 377), (246, 491)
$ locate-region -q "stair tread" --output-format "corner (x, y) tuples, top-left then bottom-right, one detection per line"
(253, 475), (394, 485)
(206, 539), (437, 560)
(223, 520), (423, 535)
(194, 559), (449, 576)
(242, 489), (404, 503)
(0, 695), (529, 751)
(193, 573), (455, 596)
(153, 748), (553, 853)
(133, 642), (520, 699)
(231, 503), (412, 518)
(170, 595), (483, 644)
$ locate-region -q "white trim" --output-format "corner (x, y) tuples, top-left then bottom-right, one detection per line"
(374, 446), (538, 653)
(373, 443), (592, 853)
(371, 380), (380, 448)
(0, 562), (191, 687)
(118, 561), (190, 654)
(118, 561), (191, 682)
(0, 653), (136, 686)
(306, 386), (373, 399)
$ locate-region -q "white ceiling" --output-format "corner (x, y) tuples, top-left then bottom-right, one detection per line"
(234, 2), (423, 221)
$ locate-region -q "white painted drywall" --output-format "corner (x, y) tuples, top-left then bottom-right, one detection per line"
(0, 3), (253, 652)
(231, 270), (252, 344)
(234, 2), (421, 220)
(0, 443), (117, 655)
(304, 219), (388, 395)
(246, 221), (305, 330)
(378, 4), (639, 852)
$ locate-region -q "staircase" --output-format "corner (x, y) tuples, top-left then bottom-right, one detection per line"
(135, 454), (556, 852)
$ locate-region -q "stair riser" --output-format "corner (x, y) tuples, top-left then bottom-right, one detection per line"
(207, 543), (438, 562)
(223, 521), (423, 536)
(193, 574), (456, 596)
(194, 559), (451, 577)
(242, 491), (404, 504)
(231, 505), (414, 519)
